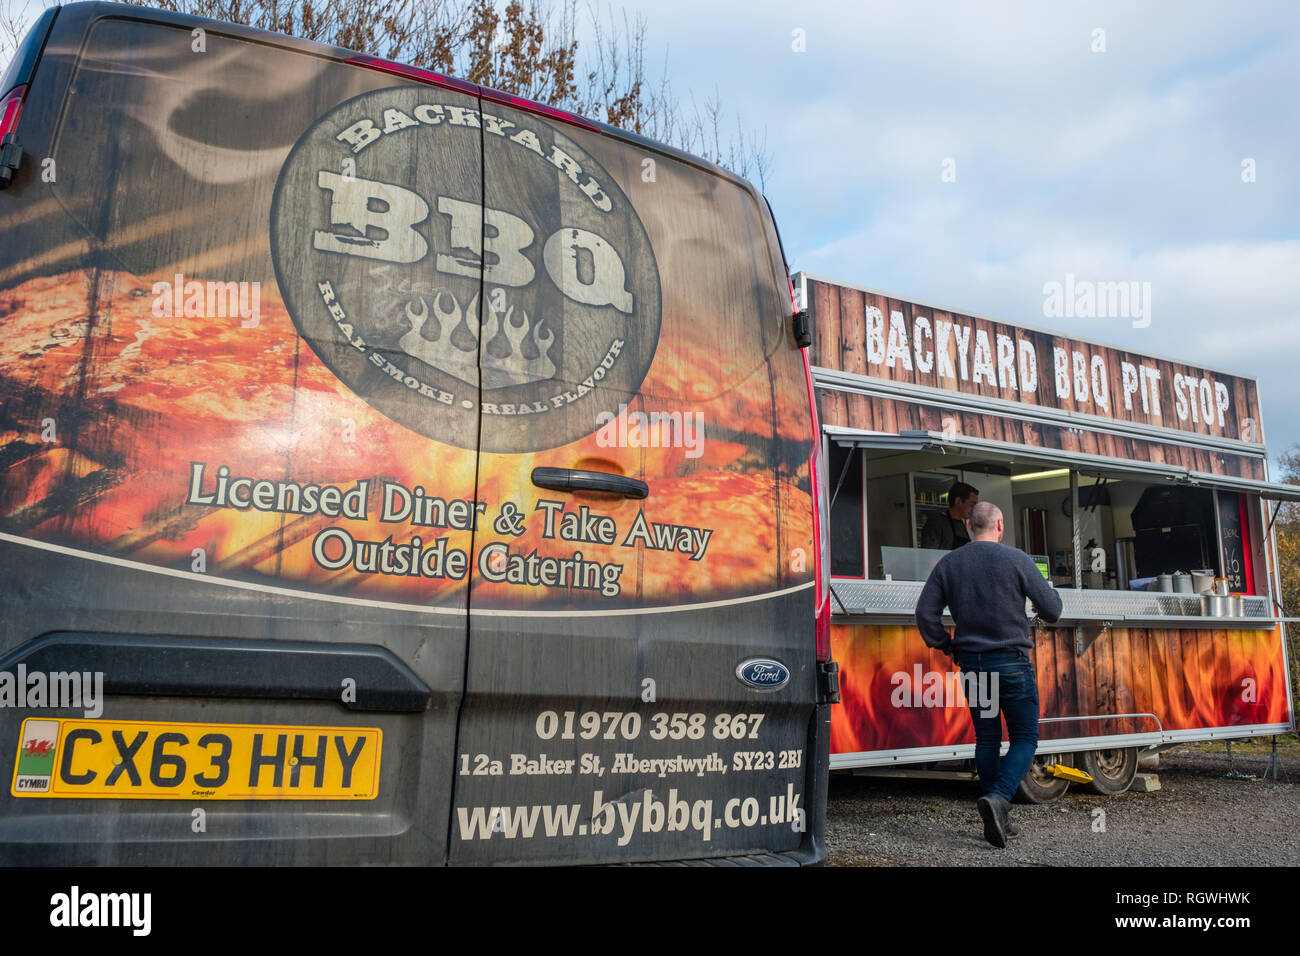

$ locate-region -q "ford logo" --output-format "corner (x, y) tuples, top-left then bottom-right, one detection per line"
(736, 659), (790, 692)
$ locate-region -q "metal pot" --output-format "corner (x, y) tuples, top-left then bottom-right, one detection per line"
(1200, 593), (1233, 617)
(1229, 594), (1245, 617)
(1157, 573), (1173, 593)
(1172, 572), (1194, 594)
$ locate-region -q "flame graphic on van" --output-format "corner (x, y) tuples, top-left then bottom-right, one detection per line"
(0, 268), (813, 612)
(398, 288), (556, 388)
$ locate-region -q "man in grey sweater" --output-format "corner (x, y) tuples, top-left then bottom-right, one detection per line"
(915, 500), (1063, 847)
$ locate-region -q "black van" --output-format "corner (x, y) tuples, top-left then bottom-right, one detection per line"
(0, 2), (835, 864)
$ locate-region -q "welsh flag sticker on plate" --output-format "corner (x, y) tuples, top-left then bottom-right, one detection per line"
(14, 719), (59, 793)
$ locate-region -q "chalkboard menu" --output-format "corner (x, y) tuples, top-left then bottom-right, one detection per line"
(1217, 491), (1247, 592)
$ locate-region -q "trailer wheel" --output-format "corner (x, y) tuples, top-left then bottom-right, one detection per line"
(1076, 747), (1139, 795)
(1014, 753), (1073, 804)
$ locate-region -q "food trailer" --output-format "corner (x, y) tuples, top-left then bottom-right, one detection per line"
(794, 271), (1298, 799)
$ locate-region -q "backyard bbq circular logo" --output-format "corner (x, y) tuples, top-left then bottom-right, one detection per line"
(271, 86), (661, 452)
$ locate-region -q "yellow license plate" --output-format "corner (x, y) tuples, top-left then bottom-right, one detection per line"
(12, 718), (381, 800)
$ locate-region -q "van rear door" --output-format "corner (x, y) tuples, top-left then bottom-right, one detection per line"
(448, 100), (820, 863)
(0, 4), (483, 864)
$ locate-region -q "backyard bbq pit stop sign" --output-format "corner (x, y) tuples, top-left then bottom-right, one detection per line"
(271, 86), (661, 453)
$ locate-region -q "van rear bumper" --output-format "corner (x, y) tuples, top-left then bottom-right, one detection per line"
(629, 852), (800, 866)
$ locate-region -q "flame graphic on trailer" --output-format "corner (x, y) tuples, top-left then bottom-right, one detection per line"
(828, 590), (1290, 756)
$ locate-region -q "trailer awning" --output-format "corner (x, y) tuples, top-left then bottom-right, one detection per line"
(824, 426), (1300, 498)
(1185, 472), (1300, 502)
(823, 426), (1187, 482)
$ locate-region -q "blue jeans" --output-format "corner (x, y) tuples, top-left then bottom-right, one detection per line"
(955, 649), (1039, 803)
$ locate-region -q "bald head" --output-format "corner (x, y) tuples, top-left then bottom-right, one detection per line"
(968, 501), (1004, 540)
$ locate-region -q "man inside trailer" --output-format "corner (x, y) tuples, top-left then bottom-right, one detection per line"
(915, 500), (1062, 847)
(919, 480), (979, 550)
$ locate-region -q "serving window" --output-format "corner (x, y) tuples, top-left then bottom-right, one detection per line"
(826, 436), (1272, 598)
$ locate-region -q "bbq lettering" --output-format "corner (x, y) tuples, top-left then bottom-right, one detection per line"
(862, 303), (1240, 434)
(314, 175), (632, 313)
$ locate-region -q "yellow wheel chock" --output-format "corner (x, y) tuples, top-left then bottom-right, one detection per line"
(1046, 763), (1094, 784)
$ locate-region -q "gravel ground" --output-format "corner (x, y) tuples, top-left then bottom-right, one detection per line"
(827, 744), (1300, 866)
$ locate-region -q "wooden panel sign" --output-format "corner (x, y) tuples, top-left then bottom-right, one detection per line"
(804, 276), (1264, 446)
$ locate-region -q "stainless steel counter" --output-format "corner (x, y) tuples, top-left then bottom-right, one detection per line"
(829, 579), (1280, 629)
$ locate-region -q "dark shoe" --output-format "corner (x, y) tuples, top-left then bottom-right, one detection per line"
(977, 794), (1011, 848)
(978, 794), (1017, 834)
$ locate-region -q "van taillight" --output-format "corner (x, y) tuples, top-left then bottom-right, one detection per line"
(0, 84), (28, 189)
(801, 342), (831, 661)
(0, 85), (26, 136)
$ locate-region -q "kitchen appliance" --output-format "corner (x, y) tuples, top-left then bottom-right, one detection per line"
(1131, 486), (1215, 576)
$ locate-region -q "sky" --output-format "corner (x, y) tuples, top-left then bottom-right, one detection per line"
(6, 0), (1299, 469)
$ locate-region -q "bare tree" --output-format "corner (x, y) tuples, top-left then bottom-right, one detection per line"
(572, 2), (772, 187)
(1274, 446), (1300, 719)
(454, 0), (772, 185)
(1, 0), (771, 184)
(1, 0), (50, 68)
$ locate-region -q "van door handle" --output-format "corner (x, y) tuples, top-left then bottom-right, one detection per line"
(531, 467), (649, 499)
